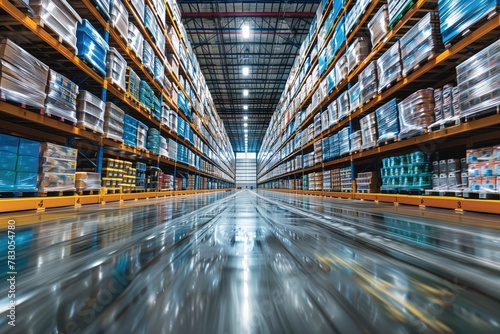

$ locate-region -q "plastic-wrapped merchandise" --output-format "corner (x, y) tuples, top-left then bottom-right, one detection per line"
(381, 151), (432, 192)
(110, 0), (128, 39)
(388, 0), (416, 28)
(38, 142), (77, 192)
(0, 38), (49, 108)
(103, 102), (125, 142)
(38, 173), (76, 192)
(439, 0), (500, 45)
(39, 157), (76, 173)
(345, 0), (371, 34)
(433, 88), (443, 122)
(326, 68), (336, 95)
(40, 142), (78, 160)
(456, 39), (500, 117)
(377, 41), (401, 93)
(137, 121), (148, 151)
(76, 19), (109, 76)
(359, 61), (378, 105)
(339, 127), (351, 156)
(152, 95), (161, 121)
(130, 0), (145, 21)
(142, 40), (154, 74)
(90, 0), (111, 21)
(147, 128), (161, 153)
(337, 90), (350, 119)
(153, 56), (164, 84)
(347, 38), (370, 74)
(106, 48), (127, 91)
(75, 172), (101, 191)
(368, 5), (389, 47)
(152, 0), (166, 28)
(350, 130), (362, 153)
(126, 67), (141, 102)
(400, 12), (442, 76)
(340, 166), (352, 192)
(29, 0), (82, 53)
(76, 91), (105, 133)
(0, 135), (39, 192)
(128, 22), (144, 61)
(376, 98), (399, 143)
(139, 79), (153, 111)
(349, 82), (361, 112)
(334, 54), (348, 83)
(331, 17), (346, 57)
(44, 69), (78, 122)
(327, 100), (338, 126)
(360, 112), (378, 149)
(398, 88), (435, 139)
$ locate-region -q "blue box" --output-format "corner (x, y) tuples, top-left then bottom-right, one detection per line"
(16, 155), (39, 172)
(0, 170), (16, 189)
(15, 172), (37, 189)
(76, 19), (109, 76)
(0, 152), (17, 170)
(0, 133), (19, 154)
(18, 138), (40, 157)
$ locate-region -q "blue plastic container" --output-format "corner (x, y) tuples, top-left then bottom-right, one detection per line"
(18, 138), (40, 157)
(0, 133), (19, 154)
(16, 155), (39, 172)
(76, 19), (109, 76)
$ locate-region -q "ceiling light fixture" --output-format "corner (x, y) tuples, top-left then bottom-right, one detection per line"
(243, 116), (248, 120)
(244, 129), (248, 133)
(242, 67), (249, 76)
(243, 105), (248, 110)
(243, 89), (249, 96)
(242, 24), (250, 39)
(244, 123), (248, 127)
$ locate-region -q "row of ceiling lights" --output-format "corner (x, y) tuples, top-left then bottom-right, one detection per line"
(242, 24), (250, 152)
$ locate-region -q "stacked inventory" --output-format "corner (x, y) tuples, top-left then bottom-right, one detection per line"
(137, 121), (148, 150)
(91, 0), (111, 20)
(76, 91), (105, 133)
(431, 84), (461, 126)
(159, 136), (168, 157)
(430, 157), (466, 193)
(359, 62), (378, 105)
(142, 40), (154, 74)
(368, 5), (389, 47)
(106, 48), (127, 91)
(123, 114), (139, 147)
(337, 91), (350, 120)
(29, 0), (81, 53)
(167, 139), (177, 160)
(398, 88), (435, 139)
(350, 131), (362, 153)
(146, 166), (160, 190)
(38, 143), (77, 193)
(331, 168), (341, 192)
(110, 0), (128, 40)
(0, 38), (49, 108)
(127, 23), (144, 61)
(338, 128), (350, 156)
(376, 98), (399, 143)
(134, 161), (146, 190)
(381, 151), (432, 193)
(121, 161), (135, 192)
(313, 141), (322, 165)
(160, 171), (173, 190)
(340, 166), (352, 192)
(349, 82), (361, 112)
(75, 172), (101, 192)
(377, 41), (401, 92)
(101, 158), (123, 191)
(356, 172), (378, 193)
(323, 169), (331, 190)
(388, 0), (415, 28)
(400, 13), (442, 77)
(147, 128), (161, 154)
(456, 39), (500, 118)
(359, 113), (377, 149)
(0, 134), (39, 192)
(466, 145), (500, 193)
(76, 19), (108, 76)
(45, 69), (79, 122)
(139, 80), (154, 111)
(439, 0), (500, 45)
(103, 102), (125, 142)
(126, 67), (141, 102)
(346, 38), (370, 74)
(154, 57), (164, 84)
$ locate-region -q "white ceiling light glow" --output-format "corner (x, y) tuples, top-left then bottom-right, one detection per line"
(243, 89), (249, 96)
(243, 105), (248, 110)
(242, 24), (250, 39)
(243, 116), (248, 120)
(242, 67), (249, 76)
(244, 123), (248, 127)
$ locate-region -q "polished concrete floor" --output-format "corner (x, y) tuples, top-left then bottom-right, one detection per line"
(1, 189), (500, 333)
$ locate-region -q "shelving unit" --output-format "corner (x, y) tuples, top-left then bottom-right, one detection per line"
(0, 0), (236, 212)
(257, 0), (500, 215)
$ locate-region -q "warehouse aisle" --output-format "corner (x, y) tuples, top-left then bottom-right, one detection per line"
(1, 190), (500, 333)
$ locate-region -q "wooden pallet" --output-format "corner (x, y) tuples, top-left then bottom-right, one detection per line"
(31, 17), (78, 54)
(76, 189), (100, 196)
(38, 189), (76, 197)
(100, 187), (121, 195)
(463, 191), (500, 200)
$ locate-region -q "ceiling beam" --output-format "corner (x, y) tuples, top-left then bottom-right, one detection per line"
(182, 12), (316, 18)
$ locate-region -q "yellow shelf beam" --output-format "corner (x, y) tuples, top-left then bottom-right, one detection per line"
(0, 189), (234, 214)
(265, 189), (500, 216)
